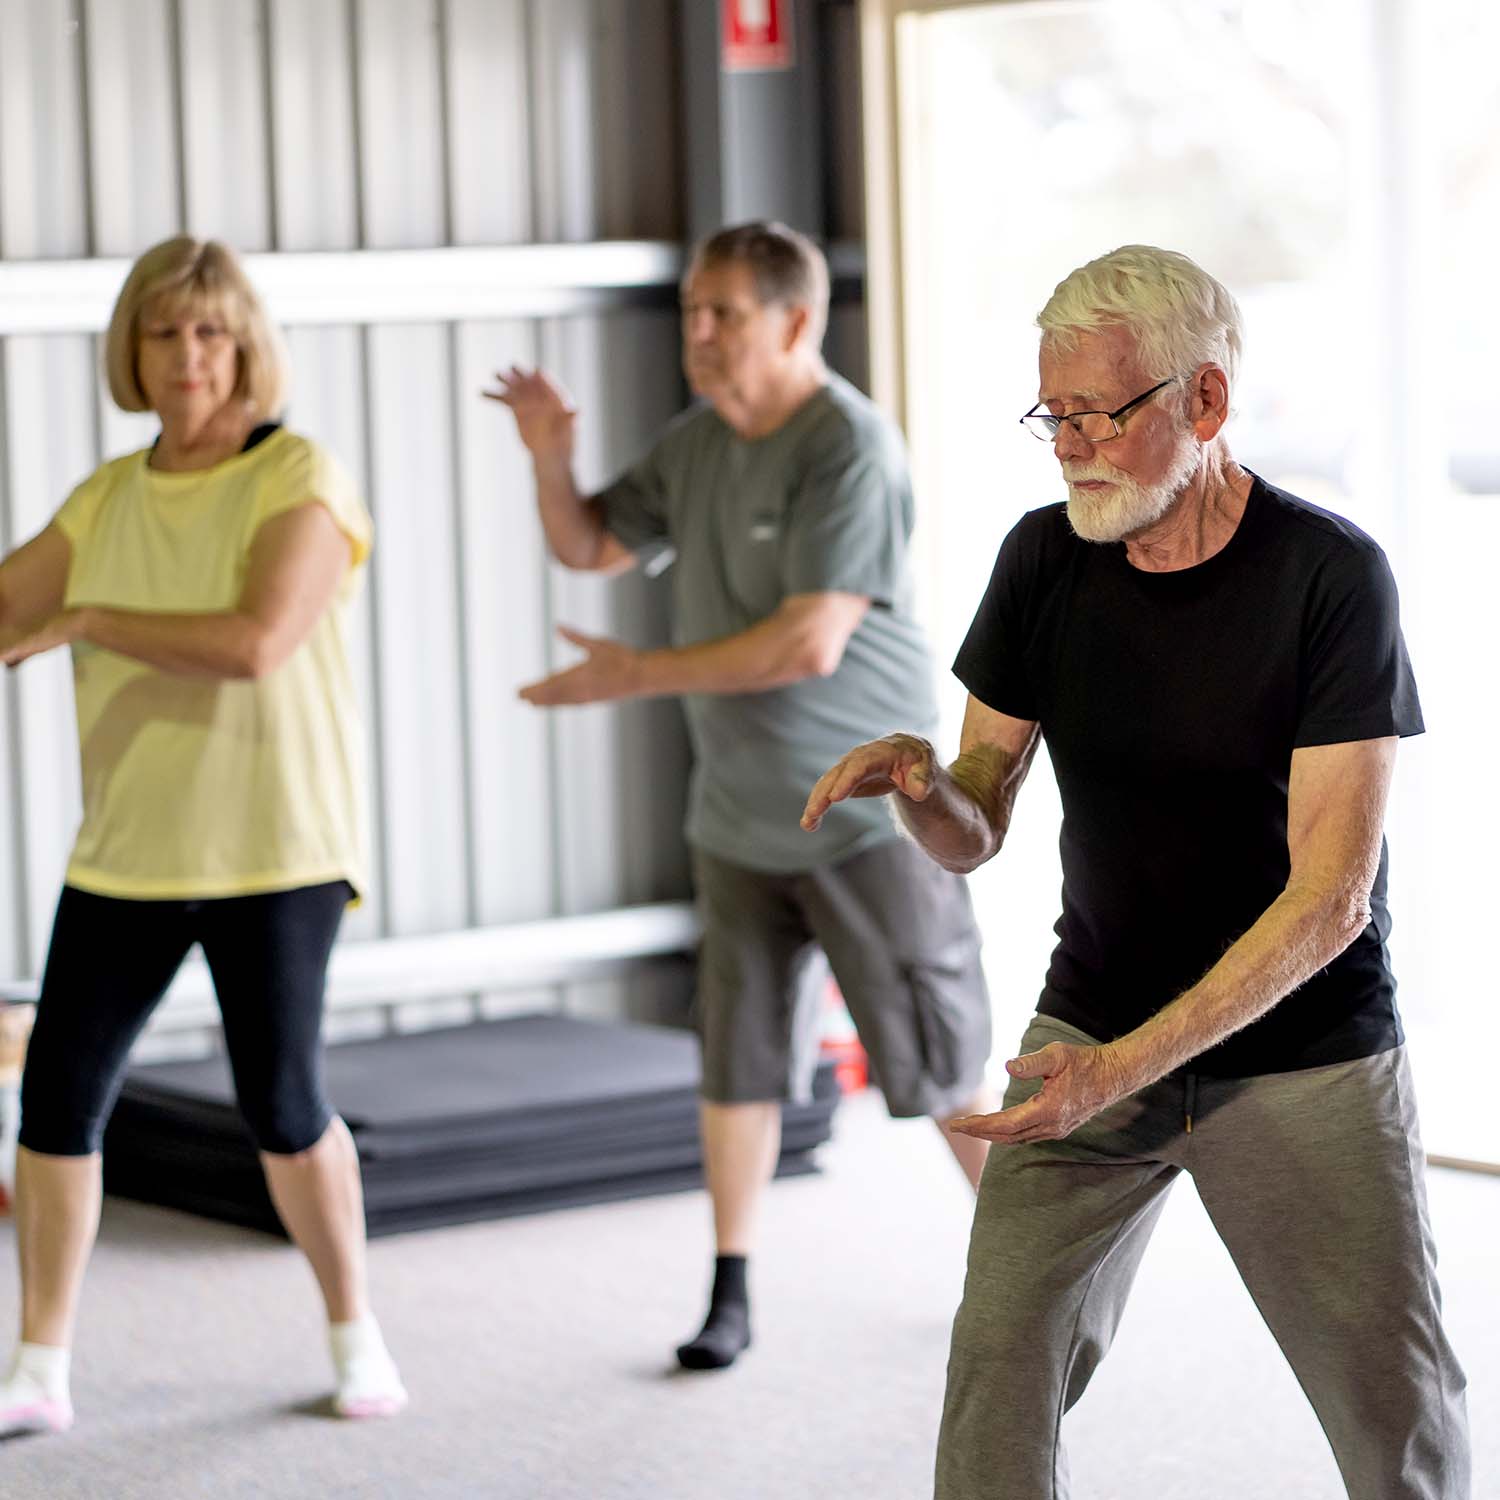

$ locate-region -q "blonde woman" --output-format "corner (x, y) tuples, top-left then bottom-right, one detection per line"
(0, 237), (405, 1433)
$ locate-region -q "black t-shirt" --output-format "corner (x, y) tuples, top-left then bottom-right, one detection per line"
(954, 474), (1423, 1077)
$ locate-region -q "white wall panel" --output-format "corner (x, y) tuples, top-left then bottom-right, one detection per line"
(83, 0), (181, 255)
(0, 0), (694, 1027)
(0, 0), (90, 258)
(283, 324), (384, 941)
(451, 320), (554, 926)
(2, 338), (94, 969)
(354, 0), (446, 247)
(444, 0), (532, 244)
(364, 323), (470, 935)
(0, 676), (24, 977)
(529, 0), (601, 241)
(178, 0), (273, 249)
(267, 0), (359, 250)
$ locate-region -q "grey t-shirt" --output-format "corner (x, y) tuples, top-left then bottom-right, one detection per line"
(597, 373), (940, 873)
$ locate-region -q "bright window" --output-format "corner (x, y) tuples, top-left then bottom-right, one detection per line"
(876, 0), (1500, 1163)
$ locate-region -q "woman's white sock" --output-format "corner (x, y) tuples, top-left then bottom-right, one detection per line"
(328, 1313), (406, 1419)
(0, 1342), (74, 1435)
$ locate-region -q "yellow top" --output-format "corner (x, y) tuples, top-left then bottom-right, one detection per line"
(54, 428), (373, 901)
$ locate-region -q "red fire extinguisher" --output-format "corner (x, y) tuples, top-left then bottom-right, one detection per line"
(819, 978), (868, 1094)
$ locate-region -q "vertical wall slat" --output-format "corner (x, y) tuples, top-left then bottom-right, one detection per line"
(443, 0), (533, 244)
(363, 324), (470, 936)
(0, 673), (24, 977)
(594, 0), (681, 241)
(283, 325), (384, 941)
(353, 0), (447, 248)
(266, 0), (359, 251)
(528, 0), (600, 242)
(2, 338), (96, 970)
(177, 0), (272, 250)
(0, 0), (90, 259)
(451, 320), (555, 927)
(0, 354), (23, 978)
(452, 322), (559, 1017)
(82, 0), (182, 255)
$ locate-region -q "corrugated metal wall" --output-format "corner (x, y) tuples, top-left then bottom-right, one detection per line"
(0, 0), (695, 1034)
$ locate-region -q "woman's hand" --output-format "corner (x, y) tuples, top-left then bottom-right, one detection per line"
(0, 609), (87, 668)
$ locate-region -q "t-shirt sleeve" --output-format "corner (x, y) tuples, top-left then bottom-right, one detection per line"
(256, 437), (373, 570)
(951, 515), (1041, 721)
(50, 467), (112, 546)
(1295, 542), (1423, 746)
(595, 442), (674, 573)
(780, 435), (909, 602)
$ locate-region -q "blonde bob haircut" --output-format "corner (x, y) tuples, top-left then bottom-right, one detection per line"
(104, 236), (289, 419)
(1037, 245), (1243, 394)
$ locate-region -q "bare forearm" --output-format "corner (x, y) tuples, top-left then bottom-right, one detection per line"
(1105, 883), (1372, 1092)
(533, 458), (614, 570)
(79, 606), (282, 679)
(896, 735), (1039, 874)
(637, 618), (827, 698)
(892, 764), (1002, 873)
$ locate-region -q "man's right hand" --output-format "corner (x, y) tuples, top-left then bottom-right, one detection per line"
(483, 366), (578, 467)
(801, 733), (938, 832)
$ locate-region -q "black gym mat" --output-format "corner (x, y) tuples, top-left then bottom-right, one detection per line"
(102, 1012), (841, 1237)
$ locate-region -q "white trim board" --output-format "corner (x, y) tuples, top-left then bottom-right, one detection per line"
(0, 900), (700, 1029)
(0, 241), (686, 334)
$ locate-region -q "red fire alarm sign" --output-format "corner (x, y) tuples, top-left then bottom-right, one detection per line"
(722, 0), (795, 73)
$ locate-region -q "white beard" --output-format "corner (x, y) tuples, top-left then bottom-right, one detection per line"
(1064, 439), (1202, 544)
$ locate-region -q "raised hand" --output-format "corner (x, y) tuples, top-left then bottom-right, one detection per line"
(517, 625), (644, 707)
(483, 366), (578, 468)
(800, 733), (938, 832)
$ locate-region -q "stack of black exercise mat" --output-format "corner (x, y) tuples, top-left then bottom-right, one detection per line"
(102, 1012), (841, 1237)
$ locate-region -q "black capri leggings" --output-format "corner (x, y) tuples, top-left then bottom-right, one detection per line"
(20, 881), (349, 1157)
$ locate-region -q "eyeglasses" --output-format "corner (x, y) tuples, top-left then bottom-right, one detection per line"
(1019, 376), (1180, 443)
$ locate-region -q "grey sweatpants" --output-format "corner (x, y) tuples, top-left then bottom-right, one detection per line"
(936, 1014), (1470, 1500)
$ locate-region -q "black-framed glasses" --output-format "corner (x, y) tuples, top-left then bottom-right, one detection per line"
(1019, 376), (1180, 443)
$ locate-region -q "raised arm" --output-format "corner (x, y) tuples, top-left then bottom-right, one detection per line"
(801, 694), (1042, 874)
(2, 502), (351, 679)
(484, 366), (636, 574)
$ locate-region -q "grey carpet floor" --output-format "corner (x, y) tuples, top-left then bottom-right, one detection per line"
(0, 1089), (1494, 1500)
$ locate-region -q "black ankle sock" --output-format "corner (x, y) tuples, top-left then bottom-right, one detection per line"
(676, 1255), (752, 1371)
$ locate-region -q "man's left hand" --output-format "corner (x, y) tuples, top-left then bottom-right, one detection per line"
(947, 1041), (1133, 1145)
(518, 624), (644, 707)
(0, 609), (86, 669)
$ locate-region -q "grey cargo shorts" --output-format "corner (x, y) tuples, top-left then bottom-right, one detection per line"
(691, 836), (992, 1119)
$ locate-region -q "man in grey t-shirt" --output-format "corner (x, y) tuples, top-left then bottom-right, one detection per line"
(487, 221), (994, 1371)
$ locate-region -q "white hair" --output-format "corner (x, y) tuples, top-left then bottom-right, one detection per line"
(1037, 245), (1243, 391)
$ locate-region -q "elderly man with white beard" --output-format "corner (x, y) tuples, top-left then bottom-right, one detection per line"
(803, 245), (1470, 1500)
